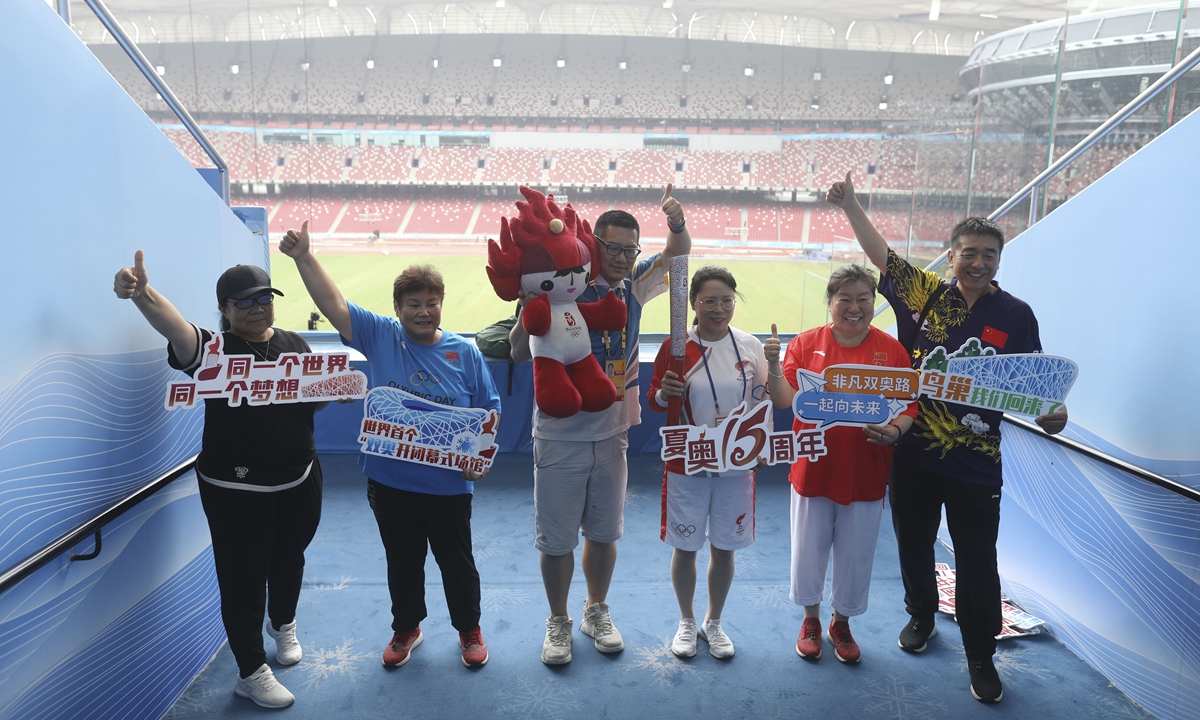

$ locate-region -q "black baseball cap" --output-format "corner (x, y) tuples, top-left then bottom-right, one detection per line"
(216, 264), (285, 303)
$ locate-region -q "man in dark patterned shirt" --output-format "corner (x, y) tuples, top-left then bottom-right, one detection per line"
(828, 173), (1067, 704)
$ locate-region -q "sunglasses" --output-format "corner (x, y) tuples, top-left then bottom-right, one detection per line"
(228, 294), (275, 310)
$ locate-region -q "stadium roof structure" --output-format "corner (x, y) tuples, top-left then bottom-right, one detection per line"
(69, 0), (1157, 57)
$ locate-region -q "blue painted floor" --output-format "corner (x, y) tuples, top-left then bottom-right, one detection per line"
(165, 453), (1153, 720)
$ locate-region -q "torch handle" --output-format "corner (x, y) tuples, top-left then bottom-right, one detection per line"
(666, 255), (689, 426)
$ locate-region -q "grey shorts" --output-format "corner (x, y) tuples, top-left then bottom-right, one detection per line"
(533, 432), (629, 555)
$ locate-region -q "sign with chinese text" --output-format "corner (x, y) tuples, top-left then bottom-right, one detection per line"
(165, 333), (368, 409)
(659, 400), (830, 474)
(358, 387), (499, 476)
(791, 364), (920, 429)
(918, 338), (1078, 416)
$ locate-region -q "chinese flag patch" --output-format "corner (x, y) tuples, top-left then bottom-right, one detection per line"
(981, 326), (1009, 349)
(446, 351), (460, 361)
(874, 351), (888, 366)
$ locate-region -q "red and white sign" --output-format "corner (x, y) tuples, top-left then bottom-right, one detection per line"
(165, 333), (368, 409)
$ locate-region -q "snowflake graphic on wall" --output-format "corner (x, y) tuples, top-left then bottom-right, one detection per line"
(742, 584), (794, 610)
(472, 531), (514, 561)
(480, 587), (532, 613)
(625, 637), (712, 687)
(496, 677), (582, 719)
(854, 675), (948, 720)
(294, 638), (373, 689)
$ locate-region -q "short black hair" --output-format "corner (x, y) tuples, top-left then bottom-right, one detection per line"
(825, 264), (877, 303)
(950, 217), (1004, 252)
(594, 210), (640, 242)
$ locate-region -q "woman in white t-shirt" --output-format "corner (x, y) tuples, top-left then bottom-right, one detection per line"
(647, 266), (769, 660)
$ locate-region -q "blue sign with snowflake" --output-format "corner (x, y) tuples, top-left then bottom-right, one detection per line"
(358, 387), (499, 474)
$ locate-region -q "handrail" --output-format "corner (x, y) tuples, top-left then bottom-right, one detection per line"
(1002, 415), (1200, 503)
(0, 456), (198, 595)
(80, 0), (229, 204)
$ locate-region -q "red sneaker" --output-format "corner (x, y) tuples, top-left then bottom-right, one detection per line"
(382, 627), (423, 667)
(459, 626), (489, 668)
(795, 617), (822, 659)
(827, 619), (861, 664)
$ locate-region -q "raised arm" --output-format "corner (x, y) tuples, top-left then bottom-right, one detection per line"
(279, 220), (354, 341)
(763, 323), (795, 409)
(660, 183), (692, 260)
(113, 250), (198, 361)
(827, 172), (888, 273)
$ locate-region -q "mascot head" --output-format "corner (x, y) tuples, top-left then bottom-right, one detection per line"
(486, 186), (598, 302)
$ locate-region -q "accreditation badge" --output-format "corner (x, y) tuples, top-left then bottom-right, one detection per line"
(605, 359), (626, 401)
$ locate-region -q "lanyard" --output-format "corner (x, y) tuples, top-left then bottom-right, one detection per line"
(600, 283), (627, 359)
(695, 330), (745, 419)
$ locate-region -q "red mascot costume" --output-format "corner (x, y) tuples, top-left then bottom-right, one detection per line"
(486, 186), (627, 418)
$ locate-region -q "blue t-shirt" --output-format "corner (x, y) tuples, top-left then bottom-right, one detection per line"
(343, 302), (502, 495)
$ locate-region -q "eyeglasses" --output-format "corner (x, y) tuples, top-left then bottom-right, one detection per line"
(228, 294), (274, 310)
(597, 238), (641, 260)
(697, 298), (736, 311)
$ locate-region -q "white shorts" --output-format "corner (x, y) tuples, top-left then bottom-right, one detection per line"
(533, 432), (629, 555)
(789, 491), (884, 617)
(661, 470), (756, 552)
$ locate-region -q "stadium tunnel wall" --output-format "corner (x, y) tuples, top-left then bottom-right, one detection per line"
(979, 107), (1200, 720)
(0, 3), (270, 718)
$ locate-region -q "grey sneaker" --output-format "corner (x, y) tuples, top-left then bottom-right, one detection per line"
(234, 663), (295, 709)
(698, 618), (735, 659)
(671, 618), (698, 658)
(265, 619), (302, 666)
(581, 602), (625, 653)
(542, 615), (573, 665)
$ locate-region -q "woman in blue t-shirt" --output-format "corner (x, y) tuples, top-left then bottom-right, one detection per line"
(280, 221), (501, 672)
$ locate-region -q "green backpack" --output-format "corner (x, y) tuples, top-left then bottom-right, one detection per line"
(475, 315), (517, 360)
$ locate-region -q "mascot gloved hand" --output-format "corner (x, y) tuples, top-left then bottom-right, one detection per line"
(486, 186), (627, 418)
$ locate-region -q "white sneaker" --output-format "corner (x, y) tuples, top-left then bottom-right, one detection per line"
(671, 618), (698, 658)
(542, 615), (573, 665)
(699, 618), (735, 659)
(265, 620), (302, 666)
(234, 664), (295, 709)
(581, 602), (625, 653)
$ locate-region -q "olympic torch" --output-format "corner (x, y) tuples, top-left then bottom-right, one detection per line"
(667, 254), (689, 426)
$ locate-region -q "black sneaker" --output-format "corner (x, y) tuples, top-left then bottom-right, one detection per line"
(897, 616), (938, 652)
(968, 656), (1004, 703)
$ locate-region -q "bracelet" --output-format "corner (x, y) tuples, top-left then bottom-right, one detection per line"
(668, 218), (686, 233)
(768, 369), (785, 379)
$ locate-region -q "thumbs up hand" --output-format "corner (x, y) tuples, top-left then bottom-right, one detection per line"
(114, 250), (149, 299)
(764, 322), (782, 365)
(661, 183), (684, 227)
(280, 220), (311, 259)
(826, 172), (858, 208)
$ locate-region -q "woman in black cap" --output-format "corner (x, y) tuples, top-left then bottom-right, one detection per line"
(113, 251), (322, 710)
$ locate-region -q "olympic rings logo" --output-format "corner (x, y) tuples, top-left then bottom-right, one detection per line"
(409, 370), (441, 388)
(672, 522), (697, 538)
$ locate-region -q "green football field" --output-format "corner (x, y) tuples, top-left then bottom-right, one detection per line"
(268, 252), (898, 336)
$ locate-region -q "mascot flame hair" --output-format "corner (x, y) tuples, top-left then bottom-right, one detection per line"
(486, 186), (627, 418)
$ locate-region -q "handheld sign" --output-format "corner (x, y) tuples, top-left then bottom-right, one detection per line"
(659, 399), (830, 474)
(358, 387), (499, 475)
(791, 364), (919, 429)
(166, 333), (367, 408)
(917, 338), (1077, 416)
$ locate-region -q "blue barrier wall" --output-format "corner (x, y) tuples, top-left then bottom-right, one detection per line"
(0, 2), (270, 718)
(983, 108), (1200, 720)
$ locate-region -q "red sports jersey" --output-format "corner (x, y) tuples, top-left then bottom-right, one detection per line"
(781, 325), (917, 504)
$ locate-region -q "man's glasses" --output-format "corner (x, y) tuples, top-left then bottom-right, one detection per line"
(697, 298), (736, 311)
(228, 294), (274, 310)
(597, 238), (642, 260)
